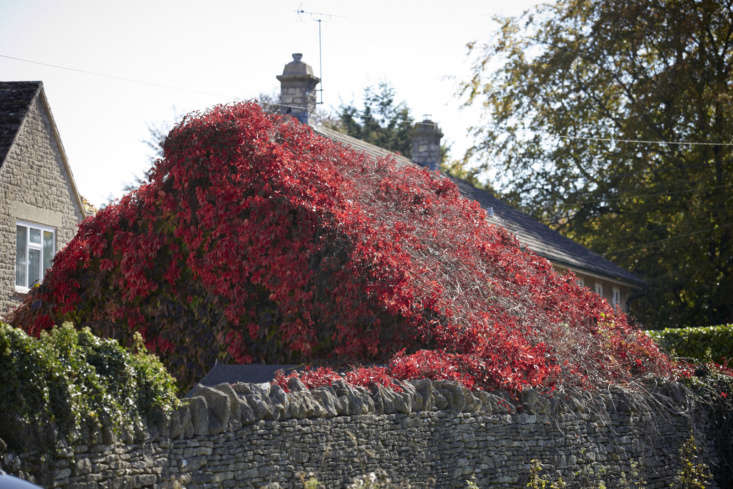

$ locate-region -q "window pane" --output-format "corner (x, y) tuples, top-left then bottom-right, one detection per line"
(29, 228), (41, 244)
(16, 225), (27, 287)
(29, 248), (41, 287)
(595, 283), (603, 296)
(612, 288), (621, 308)
(43, 231), (54, 273)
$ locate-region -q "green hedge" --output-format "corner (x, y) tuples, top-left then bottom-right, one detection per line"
(0, 322), (179, 451)
(646, 324), (733, 364)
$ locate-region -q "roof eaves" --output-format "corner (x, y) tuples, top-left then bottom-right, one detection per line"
(537, 254), (646, 289)
(35, 85), (86, 219)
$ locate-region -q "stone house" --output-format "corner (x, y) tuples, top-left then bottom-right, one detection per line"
(0, 81), (86, 316)
(276, 53), (645, 311)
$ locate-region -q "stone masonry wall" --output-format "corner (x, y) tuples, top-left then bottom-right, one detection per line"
(2, 379), (729, 489)
(0, 92), (84, 316)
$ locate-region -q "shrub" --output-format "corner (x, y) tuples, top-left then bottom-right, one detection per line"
(646, 325), (733, 364)
(11, 102), (674, 392)
(0, 322), (178, 451)
(670, 433), (712, 489)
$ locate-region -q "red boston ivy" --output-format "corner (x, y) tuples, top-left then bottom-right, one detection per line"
(12, 102), (675, 391)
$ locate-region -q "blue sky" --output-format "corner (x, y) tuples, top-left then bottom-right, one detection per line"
(1, 0), (541, 206)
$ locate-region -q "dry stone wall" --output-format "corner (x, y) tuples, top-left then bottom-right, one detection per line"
(2, 379), (728, 489)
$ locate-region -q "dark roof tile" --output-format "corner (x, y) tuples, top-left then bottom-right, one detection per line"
(194, 363), (299, 389)
(0, 81), (41, 167)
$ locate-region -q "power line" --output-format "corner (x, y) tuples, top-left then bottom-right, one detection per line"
(571, 181), (733, 204)
(560, 134), (733, 147)
(8, 51), (731, 149)
(0, 53), (233, 98)
(493, 162), (730, 197)
(609, 222), (733, 256)
(0, 53), (316, 114)
(502, 182), (733, 220)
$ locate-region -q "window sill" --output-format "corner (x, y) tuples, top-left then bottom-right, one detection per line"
(14, 286), (29, 295)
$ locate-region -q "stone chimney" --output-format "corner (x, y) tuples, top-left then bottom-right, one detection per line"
(411, 119), (443, 171)
(276, 53), (320, 124)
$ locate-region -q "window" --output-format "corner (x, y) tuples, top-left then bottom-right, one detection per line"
(576, 277), (585, 287)
(16, 222), (55, 292)
(594, 282), (603, 298)
(612, 287), (621, 309)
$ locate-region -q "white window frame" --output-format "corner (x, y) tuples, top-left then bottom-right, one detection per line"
(15, 220), (55, 293)
(612, 287), (621, 309)
(594, 282), (604, 298)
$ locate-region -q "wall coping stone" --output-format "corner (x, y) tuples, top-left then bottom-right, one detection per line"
(156, 379), (688, 440)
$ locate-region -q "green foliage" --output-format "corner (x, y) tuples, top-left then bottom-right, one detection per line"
(303, 477), (319, 489)
(461, 0), (733, 329)
(646, 324), (733, 364)
(670, 433), (712, 489)
(329, 82), (450, 164)
(330, 82), (415, 158)
(526, 459), (567, 489)
(440, 159), (495, 192)
(618, 460), (647, 489)
(0, 322), (178, 451)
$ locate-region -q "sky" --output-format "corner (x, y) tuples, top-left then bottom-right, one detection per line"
(1, 0), (542, 207)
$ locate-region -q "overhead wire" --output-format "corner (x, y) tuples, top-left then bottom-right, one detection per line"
(607, 222), (733, 256)
(4, 53), (733, 148)
(559, 134), (733, 147)
(561, 181), (733, 204)
(0, 53), (311, 113)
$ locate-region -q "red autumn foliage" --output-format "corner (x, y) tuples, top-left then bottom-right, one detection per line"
(11, 102), (675, 392)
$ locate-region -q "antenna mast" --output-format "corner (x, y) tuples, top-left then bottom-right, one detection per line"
(296, 7), (337, 105)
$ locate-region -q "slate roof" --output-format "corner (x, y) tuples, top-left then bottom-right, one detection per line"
(0, 81), (41, 167)
(314, 124), (645, 287)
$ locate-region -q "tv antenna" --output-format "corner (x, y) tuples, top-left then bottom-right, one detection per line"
(296, 6), (341, 105)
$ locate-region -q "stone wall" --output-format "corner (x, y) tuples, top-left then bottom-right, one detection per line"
(0, 91), (84, 316)
(2, 379), (728, 489)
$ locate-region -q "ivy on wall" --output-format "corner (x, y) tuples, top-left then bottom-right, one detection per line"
(0, 323), (178, 451)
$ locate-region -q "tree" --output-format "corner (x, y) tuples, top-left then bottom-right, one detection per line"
(331, 82), (416, 157)
(332, 82), (464, 181)
(462, 0), (733, 328)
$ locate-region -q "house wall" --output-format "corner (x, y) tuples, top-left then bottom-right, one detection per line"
(3, 380), (728, 489)
(0, 94), (84, 316)
(554, 265), (636, 312)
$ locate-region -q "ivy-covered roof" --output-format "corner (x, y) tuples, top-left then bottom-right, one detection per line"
(315, 124), (644, 287)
